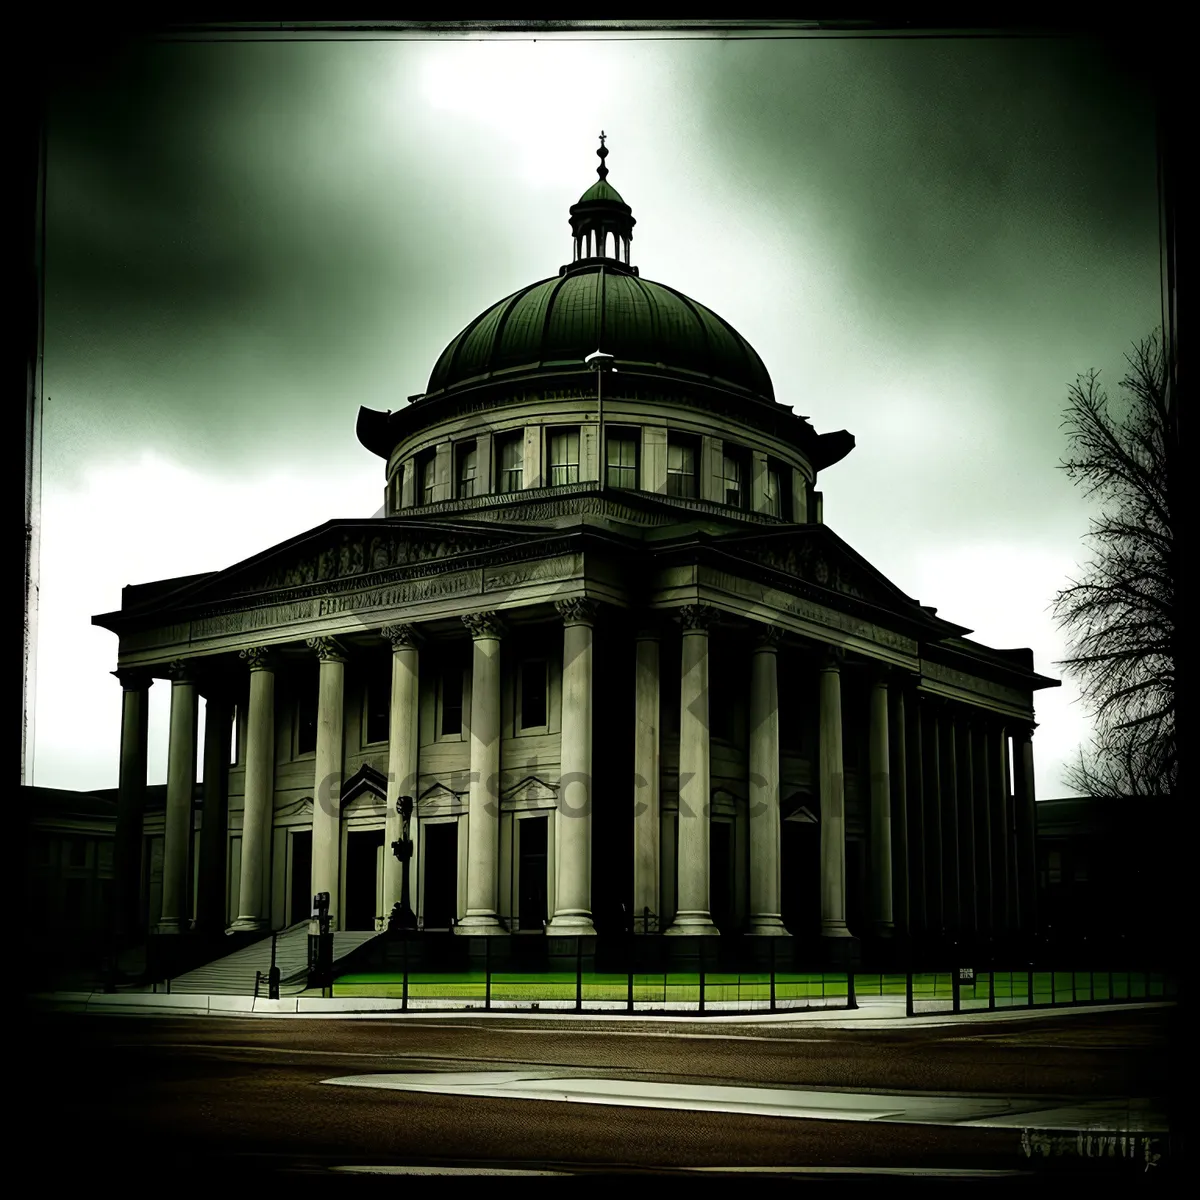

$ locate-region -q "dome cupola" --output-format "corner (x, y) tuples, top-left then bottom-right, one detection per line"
(568, 132), (635, 267)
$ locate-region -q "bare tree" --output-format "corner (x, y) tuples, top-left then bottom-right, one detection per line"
(1053, 331), (1175, 799)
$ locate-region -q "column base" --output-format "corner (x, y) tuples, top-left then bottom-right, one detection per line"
(821, 920), (855, 938)
(454, 914), (505, 935)
(870, 922), (895, 939)
(153, 919), (185, 935)
(227, 917), (270, 934)
(745, 916), (791, 937)
(545, 914), (596, 936)
(665, 912), (719, 936)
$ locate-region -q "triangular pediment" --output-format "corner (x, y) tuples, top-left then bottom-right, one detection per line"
(342, 762), (388, 807)
(710, 526), (970, 635)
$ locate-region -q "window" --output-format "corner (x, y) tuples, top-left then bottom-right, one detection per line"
(365, 665), (389, 745)
(722, 448), (748, 509)
(297, 682), (318, 756)
(388, 467), (404, 513)
(419, 451), (437, 506)
(666, 435), (698, 498)
(439, 661), (464, 737)
(548, 428), (580, 486)
(497, 432), (524, 493)
(606, 428), (638, 489)
(456, 441), (478, 498)
(764, 464), (782, 517)
(518, 659), (549, 731)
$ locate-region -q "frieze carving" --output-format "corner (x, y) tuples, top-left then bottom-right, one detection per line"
(678, 603), (718, 633)
(316, 572), (480, 618)
(922, 660), (1029, 708)
(463, 611), (506, 639)
(736, 541), (869, 601)
(484, 556), (578, 592)
(307, 636), (349, 663)
(703, 568), (918, 656)
(555, 598), (600, 626)
(380, 624), (422, 649)
(240, 646), (274, 672)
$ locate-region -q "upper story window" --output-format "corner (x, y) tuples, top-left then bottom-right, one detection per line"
(606, 427), (638, 489)
(388, 467), (404, 514)
(497, 432), (524, 493)
(548, 427), (581, 486)
(297, 679), (318, 757)
(364, 662), (390, 746)
(418, 450), (438, 506)
(456, 441), (478, 499)
(517, 658), (549, 733)
(722, 447), (749, 509)
(438, 659), (465, 739)
(666, 434), (698, 499)
(764, 462), (784, 518)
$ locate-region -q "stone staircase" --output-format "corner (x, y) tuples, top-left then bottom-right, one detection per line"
(168, 925), (383, 996)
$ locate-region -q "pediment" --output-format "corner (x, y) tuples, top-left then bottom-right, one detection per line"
(712, 527), (959, 630)
(418, 780), (468, 810)
(342, 762), (388, 807)
(501, 775), (559, 808)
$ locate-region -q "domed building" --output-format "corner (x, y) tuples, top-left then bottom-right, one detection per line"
(94, 139), (1057, 965)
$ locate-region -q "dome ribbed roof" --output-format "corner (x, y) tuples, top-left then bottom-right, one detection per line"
(425, 263), (775, 403)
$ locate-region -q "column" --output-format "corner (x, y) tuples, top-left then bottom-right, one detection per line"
(230, 648), (274, 931)
(909, 693), (928, 936)
(548, 599), (598, 935)
(819, 648), (852, 939)
(927, 702), (945, 936)
(961, 716), (979, 940)
(942, 710), (961, 936)
(157, 660), (199, 934)
(666, 604), (718, 935)
(458, 612), (505, 934)
(381, 626), (421, 920)
(973, 722), (994, 938)
(632, 626), (661, 933)
(113, 670), (151, 940)
(747, 626), (787, 935)
(195, 690), (233, 934)
(992, 724), (1012, 934)
(889, 685), (909, 937)
(308, 637), (347, 932)
(868, 669), (894, 937)
(1012, 724), (1039, 939)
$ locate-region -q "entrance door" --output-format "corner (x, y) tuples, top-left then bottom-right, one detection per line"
(345, 829), (384, 930)
(710, 820), (733, 931)
(422, 821), (459, 929)
(518, 815), (549, 930)
(781, 820), (820, 936)
(288, 830), (312, 925)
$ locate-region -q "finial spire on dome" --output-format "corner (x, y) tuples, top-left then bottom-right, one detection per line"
(568, 132), (636, 270)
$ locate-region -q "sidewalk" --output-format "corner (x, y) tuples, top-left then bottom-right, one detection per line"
(27, 989), (1175, 1029)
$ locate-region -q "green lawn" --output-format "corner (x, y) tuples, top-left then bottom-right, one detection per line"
(331, 968), (1170, 1006)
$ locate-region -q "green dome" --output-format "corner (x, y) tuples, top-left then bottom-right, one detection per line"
(425, 263), (775, 403)
(577, 179), (626, 205)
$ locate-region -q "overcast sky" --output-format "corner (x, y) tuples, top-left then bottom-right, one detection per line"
(33, 31), (1163, 797)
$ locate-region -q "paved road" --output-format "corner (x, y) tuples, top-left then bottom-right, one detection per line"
(24, 1007), (1174, 1178)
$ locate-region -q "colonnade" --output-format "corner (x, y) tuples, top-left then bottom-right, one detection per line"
(113, 603), (1039, 945)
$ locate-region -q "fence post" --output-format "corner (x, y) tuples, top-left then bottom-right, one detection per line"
(485, 936), (492, 1012)
(905, 970), (914, 1018)
(1027, 966), (1034, 1009)
(698, 941), (706, 1015)
(952, 966), (961, 1014)
(402, 934), (409, 1013)
(769, 938), (776, 1013)
(627, 938), (634, 1014)
(847, 970), (857, 1010)
(988, 967), (995, 1011)
(575, 937), (582, 1013)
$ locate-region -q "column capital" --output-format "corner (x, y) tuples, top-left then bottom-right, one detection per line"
(677, 603), (717, 633)
(752, 623), (785, 651)
(112, 668), (153, 692)
(240, 646), (275, 673)
(380, 623), (423, 650)
(166, 659), (197, 685)
(819, 645), (845, 671)
(462, 610), (506, 640)
(555, 597), (600, 627)
(307, 636), (349, 663)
